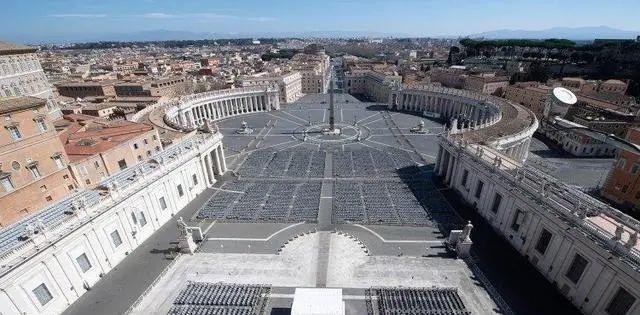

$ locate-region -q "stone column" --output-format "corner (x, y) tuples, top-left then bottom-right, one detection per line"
(445, 153), (455, 183)
(435, 145), (444, 174)
(217, 145), (227, 173)
(212, 149), (222, 175)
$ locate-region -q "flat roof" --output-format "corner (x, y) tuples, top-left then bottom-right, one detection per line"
(0, 96), (46, 114)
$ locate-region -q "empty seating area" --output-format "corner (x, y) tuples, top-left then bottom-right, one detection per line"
(370, 287), (471, 315)
(332, 147), (416, 178)
(197, 180), (320, 223)
(169, 282), (270, 315)
(333, 181), (365, 223)
(332, 177), (456, 227)
(236, 149), (325, 178)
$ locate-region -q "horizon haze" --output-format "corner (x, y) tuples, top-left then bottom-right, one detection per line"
(1, 0), (639, 43)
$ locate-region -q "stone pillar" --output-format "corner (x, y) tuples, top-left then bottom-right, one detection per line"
(212, 149), (222, 175)
(439, 150), (449, 177)
(445, 153), (455, 183)
(435, 145), (444, 174)
(217, 145), (227, 173)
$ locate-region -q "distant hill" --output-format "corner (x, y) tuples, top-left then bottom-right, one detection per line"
(469, 26), (639, 40)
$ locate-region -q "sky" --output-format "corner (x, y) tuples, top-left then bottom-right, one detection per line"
(1, 0), (639, 43)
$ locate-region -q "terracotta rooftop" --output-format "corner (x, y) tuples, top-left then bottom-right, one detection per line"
(60, 118), (154, 163)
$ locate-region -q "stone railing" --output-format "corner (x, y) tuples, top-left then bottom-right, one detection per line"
(0, 135), (220, 276)
(441, 135), (640, 269)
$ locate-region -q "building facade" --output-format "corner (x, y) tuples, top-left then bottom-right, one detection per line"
(0, 41), (60, 119)
(0, 97), (74, 226)
(239, 72), (303, 103)
(291, 48), (330, 94)
(464, 74), (509, 96)
(601, 128), (640, 212)
(436, 135), (640, 315)
(0, 133), (226, 315)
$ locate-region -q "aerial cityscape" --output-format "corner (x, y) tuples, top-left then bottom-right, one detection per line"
(1, 1), (640, 315)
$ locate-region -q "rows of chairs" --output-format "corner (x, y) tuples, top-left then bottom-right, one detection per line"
(332, 180), (438, 227)
(388, 182), (433, 226)
(373, 287), (471, 315)
(236, 150), (273, 177)
(170, 282), (270, 315)
(333, 181), (365, 222)
(361, 182), (399, 225)
(257, 182), (297, 221)
(290, 182), (322, 221)
(197, 181), (320, 223)
(332, 147), (416, 178)
(237, 149), (326, 178)
(168, 305), (252, 315)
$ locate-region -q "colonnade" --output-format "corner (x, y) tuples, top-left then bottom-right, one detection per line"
(390, 89), (501, 130)
(176, 94), (273, 129)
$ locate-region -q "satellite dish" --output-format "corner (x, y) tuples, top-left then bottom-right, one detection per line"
(552, 87), (577, 105)
(544, 87), (577, 119)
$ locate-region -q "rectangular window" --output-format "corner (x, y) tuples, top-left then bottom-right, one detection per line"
(118, 159), (127, 170)
(535, 228), (553, 255)
(192, 174), (198, 186)
(32, 283), (53, 306)
(177, 184), (184, 197)
(159, 197), (167, 210)
(76, 253), (92, 273)
(1, 177), (14, 192)
(461, 170), (469, 187)
(618, 158), (627, 169)
(475, 181), (484, 198)
(26, 164), (40, 179)
(565, 253), (588, 284)
(631, 164), (639, 174)
(138, 211), (147, 226)
(53, 156), (64, 169)
(511, 209), (525, 232)
(606, 287), (636, 315)
(7, 126), (22, 140)
(110, 230), (123, 247)
(491, 193), (502, 213)
(35, 118), (47, 132)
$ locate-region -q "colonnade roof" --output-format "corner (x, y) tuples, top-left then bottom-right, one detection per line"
(454, 98), (537, 144)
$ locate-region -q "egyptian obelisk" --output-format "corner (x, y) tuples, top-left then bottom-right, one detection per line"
(329, 79), (335, 131)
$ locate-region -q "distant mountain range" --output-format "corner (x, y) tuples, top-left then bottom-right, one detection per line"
(468, 26), (639, 40)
